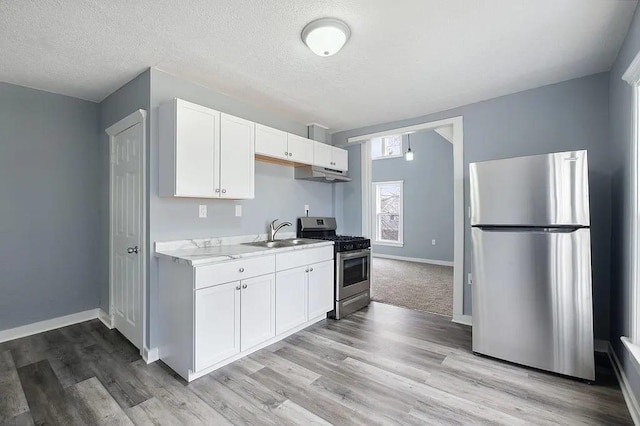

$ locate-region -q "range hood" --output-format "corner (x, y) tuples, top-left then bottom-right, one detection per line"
(295, 165), (351, 183)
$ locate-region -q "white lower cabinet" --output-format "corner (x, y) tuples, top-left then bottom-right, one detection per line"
(195, 273), (276, 371)
(307, 260), (334, 319)
(195, 281), (241, 372)
(240, 274), (276, 351)
(275, 266), (308, 334)
(158, 245), (334, 382)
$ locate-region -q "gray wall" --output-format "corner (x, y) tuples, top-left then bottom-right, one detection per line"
(148, 69), (335, 348)
(371, 130), (453, 262)
(333, 72), (611, 340)
(98, 70), (151, 314)
(609, 5), (640, 404)
(0, 82), (101, 330)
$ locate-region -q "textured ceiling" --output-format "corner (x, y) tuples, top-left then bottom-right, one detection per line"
(0, 0), (636, 132)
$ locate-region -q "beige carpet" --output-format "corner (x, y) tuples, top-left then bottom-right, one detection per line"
(371, 257), (453, 317)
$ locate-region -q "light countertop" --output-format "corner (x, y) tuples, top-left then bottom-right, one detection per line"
(154, 232), (333, 266)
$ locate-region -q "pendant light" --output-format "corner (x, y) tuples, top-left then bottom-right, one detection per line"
(405, 133), (414, 161)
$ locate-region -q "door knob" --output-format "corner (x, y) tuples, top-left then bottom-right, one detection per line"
(127, 246), (139, 254)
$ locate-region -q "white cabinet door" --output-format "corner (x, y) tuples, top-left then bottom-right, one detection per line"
(220, 113), (255, 199)
(275, 266), (308, 334)
(194, 281), (240, 371)
(331, 146), (349, 171)
(313, 141), (333, 169)
(307, 260), (334, 319)
(287, 134), (314, 165)
(255, 124), (288, 160)
(174, 100), (220, 197)
(240, 273), (276, 351)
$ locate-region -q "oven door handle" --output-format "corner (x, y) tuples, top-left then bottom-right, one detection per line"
(338, 249), (371, 260)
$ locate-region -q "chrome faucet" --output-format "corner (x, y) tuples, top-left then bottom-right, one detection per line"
(268, 219), (292, 242)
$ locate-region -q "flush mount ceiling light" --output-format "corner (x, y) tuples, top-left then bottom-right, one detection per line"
(301, 18), (351, 57)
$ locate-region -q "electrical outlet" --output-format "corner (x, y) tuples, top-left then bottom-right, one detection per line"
(198, 205), (207, 218)
(431, 239), (436, 245)
(468, 273), (473, 286)
(235, 205), (242, 217)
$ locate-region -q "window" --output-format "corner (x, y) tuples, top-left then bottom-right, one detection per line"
(373, 181), (403, 246)
(371, 135), (403, 160)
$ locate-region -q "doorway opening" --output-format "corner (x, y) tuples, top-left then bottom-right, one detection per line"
(347, 116), (466, 324)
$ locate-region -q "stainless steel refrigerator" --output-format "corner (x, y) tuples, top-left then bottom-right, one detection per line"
(470, 150), (594, 381)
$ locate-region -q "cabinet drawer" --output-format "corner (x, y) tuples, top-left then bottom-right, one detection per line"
(276, 246), (333, 271)
(195, 255), (275, 289)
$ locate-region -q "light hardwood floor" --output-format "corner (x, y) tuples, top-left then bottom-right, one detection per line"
(0, 302), (632, 425)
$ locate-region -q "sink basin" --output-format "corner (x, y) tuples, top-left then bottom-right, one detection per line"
(242, 241), (289, 248)
(241, 238), (319, 249)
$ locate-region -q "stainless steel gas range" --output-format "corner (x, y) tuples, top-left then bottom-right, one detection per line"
(297, 217), (371, 319)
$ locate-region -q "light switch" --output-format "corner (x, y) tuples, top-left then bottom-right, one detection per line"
(431, 239), (436, 245)
(198, 205), (207, 218)
(235, 205), (242, 217)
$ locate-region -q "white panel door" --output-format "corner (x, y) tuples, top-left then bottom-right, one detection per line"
(175, 100), (220, 197)
(195, 281), (241, 371)
(313, 141), (332, 168)
(240, 274), (276, 351)
(255, 124), (288, 160)
(307, 260), (334, 319)
(275, 267), (308, 334)
(111, 121), (144, 349)
(220, 113), (255, 199)
(332, 146), (349, 171)
(287, 134), (314, 165)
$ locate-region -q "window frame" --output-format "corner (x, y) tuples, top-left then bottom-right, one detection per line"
(371, 135), (404, 160)
(372, 180), (404, 247)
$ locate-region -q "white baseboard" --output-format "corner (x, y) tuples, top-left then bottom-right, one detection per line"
(143, 346), (159, 364)
(608, 342), (640, 425)
(0, 309), (99, 343)
(372, 253), (454, 267)
(98, 309), (114, 329)
(452, 314), (472, 326)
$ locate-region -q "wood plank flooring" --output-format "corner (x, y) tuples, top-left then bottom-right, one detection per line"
(0, 302), (632, 425)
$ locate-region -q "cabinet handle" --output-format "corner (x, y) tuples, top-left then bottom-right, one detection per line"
(239, 267), (245, 273)
(222, 189), (227, 194)
(285, 151), (288, 156)
(242, 284), (247, 289)
(215, 188), (220, 193)
(305, 268), (309, 273)
(289, 153), (293, 157)
(310, 267), (314, 272)
(236, 285), (241, 290)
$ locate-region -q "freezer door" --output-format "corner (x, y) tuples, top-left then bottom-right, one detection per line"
(470, 150), (590, 226)
(471, 227), (594, 380)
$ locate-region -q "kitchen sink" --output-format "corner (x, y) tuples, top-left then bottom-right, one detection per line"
(241, 238), (318, 249)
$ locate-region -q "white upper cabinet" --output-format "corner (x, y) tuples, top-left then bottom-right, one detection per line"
(286, 134), (314, 164)
(331, 146), (349, 171)
(160, 99), (220, 197)
(159, 99), (254, 199)
(255, 124), (288, 161)
(255, 124), (314, 165)
(220, 113), (255, 199)
(313, 141), (348, 171)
